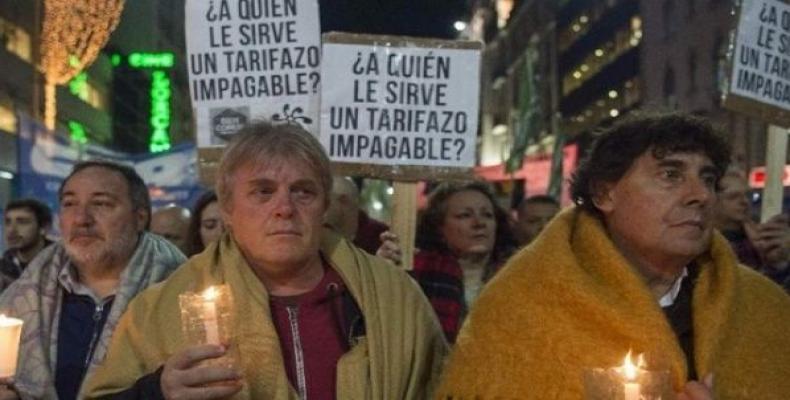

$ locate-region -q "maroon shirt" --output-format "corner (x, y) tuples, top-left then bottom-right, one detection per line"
(269, 265), (347, 399)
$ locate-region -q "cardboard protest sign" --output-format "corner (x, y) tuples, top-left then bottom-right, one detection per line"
(724, 0), (790, 220)
(185, 0), (321, 183)
(321, 33), (482, 180)
(724, 0), (790, 124)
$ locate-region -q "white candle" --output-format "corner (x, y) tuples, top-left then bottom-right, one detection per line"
(620, 351), (642, 400)
(624, 382), (640, 400)
(0, 314), (23, 379)
(202, 287), (221, 345)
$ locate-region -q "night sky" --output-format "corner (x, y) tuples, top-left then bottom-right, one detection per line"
(318, 0), (470, 39)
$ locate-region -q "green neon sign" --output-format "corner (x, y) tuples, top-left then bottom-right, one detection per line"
(128, 52), (174, 69)
(68, 121), (88, 144)
(68, 72), (89, 101)
(149, 70), (172, 153)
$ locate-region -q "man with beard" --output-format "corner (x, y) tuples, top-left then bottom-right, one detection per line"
(1, 199), (53, 292)
(437, 113), (790, 399)
(0, 161), (185, 400)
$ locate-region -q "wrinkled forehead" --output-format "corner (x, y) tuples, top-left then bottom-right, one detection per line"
(235, 156), (322, 186)
(61, 166), (130, 198)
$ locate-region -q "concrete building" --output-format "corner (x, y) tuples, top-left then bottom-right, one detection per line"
(0, 0), (193, 204)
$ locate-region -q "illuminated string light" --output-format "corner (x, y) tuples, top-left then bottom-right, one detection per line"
(41, 0), (125, 130)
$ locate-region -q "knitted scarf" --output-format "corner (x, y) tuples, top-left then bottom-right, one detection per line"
(437, 208), (790, 399)
(0, 233), (185, 399)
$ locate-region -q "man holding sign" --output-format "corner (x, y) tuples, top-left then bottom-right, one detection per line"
(84, 122), (447, 399)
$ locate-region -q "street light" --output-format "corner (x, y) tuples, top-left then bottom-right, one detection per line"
(454, 21), (467, 32)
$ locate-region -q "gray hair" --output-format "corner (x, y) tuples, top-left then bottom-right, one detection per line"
(216, 121), (332, 210)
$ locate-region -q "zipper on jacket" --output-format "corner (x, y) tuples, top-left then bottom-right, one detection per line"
(286, 305), (308, 399)
(83, 302), (106, 368)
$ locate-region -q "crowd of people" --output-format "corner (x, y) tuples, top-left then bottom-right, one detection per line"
(0, 112), (788, 400)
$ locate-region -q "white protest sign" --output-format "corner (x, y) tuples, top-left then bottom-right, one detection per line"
(320, 40), (481, 169)
(730, 0), (790, 110)
(185, 0), (321, 147)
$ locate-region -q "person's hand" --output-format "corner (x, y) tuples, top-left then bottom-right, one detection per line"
(161, 344), (243, 400)
(746, 214), (790, 270)
(676, 374), (714, 400)
(0, 377), (19, 400)
(376, 231), (403, 265)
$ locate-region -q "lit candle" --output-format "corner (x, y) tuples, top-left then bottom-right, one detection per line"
(202, 287), (221, 345)
(620, 351), (642, 400)
(0, 314), (23, 379)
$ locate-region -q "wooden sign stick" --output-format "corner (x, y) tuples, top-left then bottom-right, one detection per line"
(391, 181), (417, 270)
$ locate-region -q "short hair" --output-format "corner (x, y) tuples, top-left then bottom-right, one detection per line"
(416, 181), (516, 263)
(570, 112), (731, 216)
(216, 121), (332, 210)
(187, 190), (218, 256)
(5, 198), (53, 228)
(518, 195), (559, 214)
(59, 160), (151, 228)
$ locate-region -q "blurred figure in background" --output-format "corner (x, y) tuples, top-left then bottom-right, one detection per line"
(515, 194), (560, 246)
(1, 198), (53, 293)
(324, 176), (388, 254)
(150, 205), (191, 255)
(714, 167), (789, 289)
(186, 190), (225, 256)
(407, 181), (516, 342)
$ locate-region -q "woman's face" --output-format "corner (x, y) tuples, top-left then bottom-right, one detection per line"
(199, 201), (225, 247)
(439, 190), (497, 257)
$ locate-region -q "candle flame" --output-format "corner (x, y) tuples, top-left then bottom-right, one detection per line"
(621, 350), (644, 381)
(202, 286), (219, 301)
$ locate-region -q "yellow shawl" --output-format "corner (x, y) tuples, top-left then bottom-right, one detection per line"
(437, 208), (790, 399)
(84, 229), (447, 399)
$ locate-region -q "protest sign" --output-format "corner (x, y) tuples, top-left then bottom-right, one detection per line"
(724, 0), (790, 220)
(185, 0), (321, 182)
(725, 0), (790, 123)
(321, 33), (482, 181)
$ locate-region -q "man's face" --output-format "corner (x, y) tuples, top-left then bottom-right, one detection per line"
(516, 202), (559, 244)
(716, 175), (750, 226)
(3, 208), (44, 252)
(595, 151), (718, 273)
(222, 158), (326, 275)
(151, 209), (190, 254)
(60, 167), (146, 269)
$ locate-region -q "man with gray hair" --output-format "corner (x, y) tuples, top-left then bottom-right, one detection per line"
(0, 160), (185, 400)
(85, 122), (447, 399)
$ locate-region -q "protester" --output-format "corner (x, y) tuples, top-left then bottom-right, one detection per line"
(186, 190), (225, 256)
(324, 176), (389, 254)
(0, 160), (185, 400)
(436, 113), (790, 399)
(714, 167), (789, 289)
(1, 199), (53, 292)
(514, 194), (560, 245)
(380, 181), (516, 343)
(84, 122), (447, 399)
(150, 205), (191, 255)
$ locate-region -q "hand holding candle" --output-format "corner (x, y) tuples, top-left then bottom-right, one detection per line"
(0, 314), (23, 379)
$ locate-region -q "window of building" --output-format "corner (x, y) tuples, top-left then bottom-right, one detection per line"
(0, 17), (32, 63)
(664, 66), (676, 107)
(0, 101), (16, 133)
(713, 33), (727, 93)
